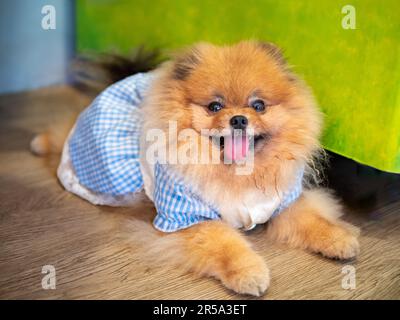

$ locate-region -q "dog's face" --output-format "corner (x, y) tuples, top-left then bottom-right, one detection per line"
(148, 41), (322, 178)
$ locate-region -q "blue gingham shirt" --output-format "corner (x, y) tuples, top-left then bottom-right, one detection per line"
(68, 72), (303, 232)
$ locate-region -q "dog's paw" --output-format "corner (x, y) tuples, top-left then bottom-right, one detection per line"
(319, 223), (360, 260)
(221, 256), (270, 296)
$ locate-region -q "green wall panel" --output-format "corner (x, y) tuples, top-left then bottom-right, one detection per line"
(77, 0), (400, 173)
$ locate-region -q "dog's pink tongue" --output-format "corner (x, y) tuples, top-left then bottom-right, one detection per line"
(224, 134), (249, 162)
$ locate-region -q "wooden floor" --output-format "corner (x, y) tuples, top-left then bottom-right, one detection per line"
(0, 85), (399, 300)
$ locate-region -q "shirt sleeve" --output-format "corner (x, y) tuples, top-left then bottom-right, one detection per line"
(152, 163), (221, 232)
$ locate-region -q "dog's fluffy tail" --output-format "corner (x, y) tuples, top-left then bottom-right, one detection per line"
(30, 46), (163, 157)
(72, 46), (163, 93)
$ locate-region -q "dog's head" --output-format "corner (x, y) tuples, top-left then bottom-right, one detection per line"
(146, 41), (322, 182)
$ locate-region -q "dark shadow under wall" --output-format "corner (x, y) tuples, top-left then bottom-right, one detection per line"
(324, 151), (400, 215)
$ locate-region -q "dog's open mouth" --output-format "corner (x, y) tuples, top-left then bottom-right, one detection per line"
(218, 134), (266, 148)
(211, 132), (269, 162)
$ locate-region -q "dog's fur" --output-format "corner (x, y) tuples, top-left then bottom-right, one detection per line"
(32, 41), (360, 296)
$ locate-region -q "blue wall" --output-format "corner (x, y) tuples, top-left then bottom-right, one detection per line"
(0, 0), (75, 94)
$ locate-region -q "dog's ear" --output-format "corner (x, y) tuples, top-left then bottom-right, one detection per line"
(257, 41), (297, 81)
(257, 41), (287, 66)
(172, 43), (211, 80)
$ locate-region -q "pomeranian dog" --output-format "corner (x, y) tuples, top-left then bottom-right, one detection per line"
(32, 41), (360, 296)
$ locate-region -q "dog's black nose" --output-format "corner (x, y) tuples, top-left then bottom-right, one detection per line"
(230, 115), (248, 130)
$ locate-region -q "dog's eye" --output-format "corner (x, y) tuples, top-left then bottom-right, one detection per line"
(208, 101), (223, 113)
(251, 99), (266, 112)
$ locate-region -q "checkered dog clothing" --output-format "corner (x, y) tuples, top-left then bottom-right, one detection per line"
(58, 72), (303, 232)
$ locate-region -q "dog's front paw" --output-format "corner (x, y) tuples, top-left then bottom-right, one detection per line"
(220, 255), (270, 296)
(319, 222), (360, 260)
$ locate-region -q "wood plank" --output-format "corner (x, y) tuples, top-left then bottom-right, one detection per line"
(0, 86), (399, 299)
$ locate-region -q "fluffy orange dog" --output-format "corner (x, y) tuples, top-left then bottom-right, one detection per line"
(33, 41), (360, 296)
